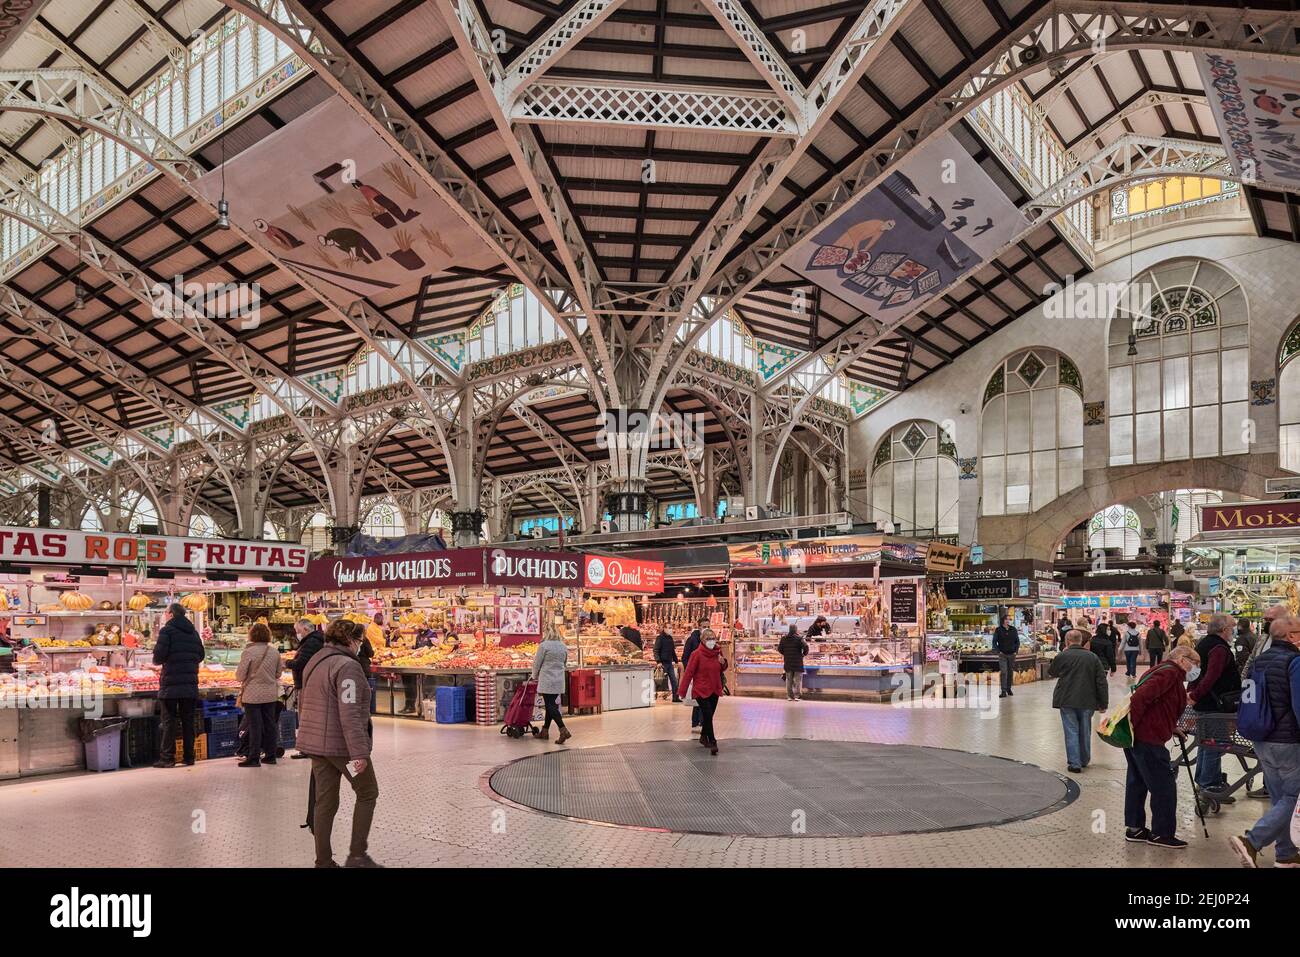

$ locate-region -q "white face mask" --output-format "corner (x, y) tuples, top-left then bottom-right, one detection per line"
(1184, 666), (1201, 682)
(704, 640), (717, 650)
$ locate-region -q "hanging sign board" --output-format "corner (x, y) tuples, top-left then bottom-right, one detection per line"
(485, 548), (582, 587)
(0, 526), (308, 575)
(1199, 501), (1300, 533)
(582, 555), (664, 593)
(924, 541), (969, 573)
(295, 549), (482, 591)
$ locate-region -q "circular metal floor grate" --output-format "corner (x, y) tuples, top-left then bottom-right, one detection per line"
(486, 739), (1078, 838)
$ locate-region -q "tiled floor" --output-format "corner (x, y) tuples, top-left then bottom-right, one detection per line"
(0, 676), (1280, 867)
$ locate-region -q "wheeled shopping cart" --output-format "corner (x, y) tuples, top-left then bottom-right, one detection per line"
(1175, 706), (1265, 815)
(500, 679), (541, 739)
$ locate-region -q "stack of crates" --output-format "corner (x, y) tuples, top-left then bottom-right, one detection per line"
(435, 684), (475, 723)
(474, 671), (496, 726)
(173, 734), (209, 762)
(201, 698), (243, 759)
(122, 716), (160, 768)
(278, 709), (298, 750)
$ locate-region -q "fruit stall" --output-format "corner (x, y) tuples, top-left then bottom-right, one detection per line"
(0, 525), (306, 779)
(727, 535), (933, 702)
(293, 547), (663, 722)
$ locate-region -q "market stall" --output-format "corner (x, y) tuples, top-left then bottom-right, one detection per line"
(927, 559), (1061, 681)
(1054, 573), (1198, 636)
(0, 525), (306, 778)
(1183, 499), (1300, 627)
(292, 547), (663, 721)
(728, 535), (931, 701)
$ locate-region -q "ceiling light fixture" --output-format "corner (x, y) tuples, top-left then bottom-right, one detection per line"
(73, 281), (85, 310)
(1126, 332), (1138, 357)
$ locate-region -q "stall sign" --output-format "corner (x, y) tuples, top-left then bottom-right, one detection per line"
(1061, 594), (1158, 608)
(1038, 582), (1062, 600)
(0, 526), (309, 574)
(485, 548), (582, 587)
(889, 581), (918, 624)
(295, 549), (481, 591)
(944, 578), (1028, 601)
(970, 545), (985, 565)
(583, 555), (664, 593)
(924, 541), (969, 573)
(1200, 501), (1300, 533)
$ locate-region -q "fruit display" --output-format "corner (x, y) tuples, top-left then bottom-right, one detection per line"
(31, 637), (93, 648)
(59, 592), (95, 611)
(127, 593), (154, 612)
(179, 593), (208, 613)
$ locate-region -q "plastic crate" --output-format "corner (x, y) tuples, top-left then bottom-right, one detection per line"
(207, 732), (239, 758)
(435, 685), (474, 723)
(278, 709), (298, 748)
(84, 730), (122, 772)
(568, 668), (601, 709)
(199, 697), (240, 715)
(123, 716), (159, 768)
(173, 733), (208, 762)
(204, 713), (240, 737)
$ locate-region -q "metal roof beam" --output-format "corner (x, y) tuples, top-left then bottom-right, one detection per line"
(701, 0), (806, 119)
(501, 0), (628, 98)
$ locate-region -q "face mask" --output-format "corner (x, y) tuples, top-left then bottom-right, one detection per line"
(704, 640), (717, 649)
(1185, 666), (1201, 682)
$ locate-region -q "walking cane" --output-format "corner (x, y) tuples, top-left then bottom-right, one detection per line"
(1175, 732), (1210, 839)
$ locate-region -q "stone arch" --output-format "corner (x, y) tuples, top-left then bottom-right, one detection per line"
(977, 453), (1276, 561)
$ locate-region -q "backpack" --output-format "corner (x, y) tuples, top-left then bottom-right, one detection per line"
(1236, 657), (1275, 742)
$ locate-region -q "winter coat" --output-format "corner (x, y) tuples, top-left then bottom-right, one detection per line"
(530, 638), (569, 695)
(993, 624), (1020, 655)
(1145, 626), (1167, 653)
(357, 636), (374, 674)
(1129, 661), (1188, 746)
(1091, 626), (1116, 668)
(1190, 633), (1242, 713)
(680, 642), (727, 699)
(777, 631), (809, 672)
(296, 644), (372, 760)
(1245, 639), (1300, 744)
(153, 615), (204, 699)
(288, 628), (325, 690)
(1049, 646), (1108, 712)
(236, 641), (283, 705)
(653, 631), (677, 663)
(681, 630), (702, 670)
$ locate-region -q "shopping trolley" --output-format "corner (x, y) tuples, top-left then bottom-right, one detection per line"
(1174, 706), (1265, 815)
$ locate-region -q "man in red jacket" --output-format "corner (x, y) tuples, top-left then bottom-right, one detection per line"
(1123, 645), (1200, 849)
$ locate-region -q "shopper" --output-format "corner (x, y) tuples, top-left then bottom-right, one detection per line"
(1229, 615), (1300, 868)
(1190, 612), (1243, 800)
(289, 618), (325, 690)
(1057, 614), (1072, 647)
(682, 620), (705, 733)
(1049, 629), (1108, 774)
(1091, 618), (1117, 675)
(778, 624), (809, 701)
(1233, 619), (1257, 674)
(679, 627), (727, 755)
(297, 619), (381, 868)
(1123, 645), (1200, 849)
(1123, 620), (1143, 678)
(654, 627), (680, 702)
(993, 615), (1020, 698)
(153, 603), (204, 768)
(1146, 619), (1168, 666)
(353, 620), (376, 715)
(1169, 618), (1185, 643)
(530, 624), (571, 745)
(235, 622), (284, 767)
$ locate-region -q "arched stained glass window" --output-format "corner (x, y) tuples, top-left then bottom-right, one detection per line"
(981, 349), (1084, 515)
(1108, 260), (1248, 465)
(1280, 317), (1300, 473)
(189, 513), (217, 537)
(360, 498), (405, 538)
(1088, 505), (1141, 559)
(870, 420), (959, 536)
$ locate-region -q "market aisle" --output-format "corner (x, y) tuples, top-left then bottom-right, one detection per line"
(0, 680), (1259, 867)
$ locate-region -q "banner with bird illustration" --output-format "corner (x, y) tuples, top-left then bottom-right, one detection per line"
(1198, 52), (1300, 191)
(192, 96), (499, 298)
(789, 131), (1025, 321)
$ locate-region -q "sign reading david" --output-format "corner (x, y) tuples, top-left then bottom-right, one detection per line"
(583, 555), (664, 593)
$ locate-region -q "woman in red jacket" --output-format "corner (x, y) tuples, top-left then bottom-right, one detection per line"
(680, 628), (728, 755)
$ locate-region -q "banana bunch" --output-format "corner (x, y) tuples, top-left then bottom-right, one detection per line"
(127, 593), (154, 612)
(59, 592), (95, 611)
(179, 593), (208, 613)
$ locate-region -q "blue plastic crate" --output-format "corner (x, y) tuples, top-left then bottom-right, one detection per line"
(207, 732), (239, 758)
(435, 685), (474, 723)
(204, 714), (240, 736)
(278, 709), (298, 748)
(200, 697), (240, 715)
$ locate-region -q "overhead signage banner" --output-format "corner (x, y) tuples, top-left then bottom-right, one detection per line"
(294, 550), (482, 592)
(790, 131), (1025, 319)
(727, 535), (922, 568)
(1197, 53), (1300, 191)
(1199, 501), (1300, 533)
(583, 555), (664, 594)
(485, 548), (582, 587)
(924, 541), (969, 573)
(0, 526), (308, 575)
(944, 578), (1024, 601)
(1060, 595), (1158, 608)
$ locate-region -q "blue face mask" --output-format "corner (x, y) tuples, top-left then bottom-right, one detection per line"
(1185, 666), (1201, 683)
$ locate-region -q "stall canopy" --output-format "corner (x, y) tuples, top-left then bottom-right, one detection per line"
(294, 546), (663, 594)
(0, 525), (308, 578)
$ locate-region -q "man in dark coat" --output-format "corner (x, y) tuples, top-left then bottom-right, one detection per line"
(993, 615), (1020, 698)
(153, 604), (205, 767)
(777, 625), (809, 701)
(1190, 613), (1244, 798)
(1092, 618), (1118, 675)
(289, 619), (327, 754)
(653, 628), (680, 702)
(1049, 629), (1108, 773)
(1146, 620), (1168, 666)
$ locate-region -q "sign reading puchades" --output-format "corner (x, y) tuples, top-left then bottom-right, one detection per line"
(0, 526), (308, 575)
(583, 555), (664, 593)
(1199, 501), (1300, 533)
(294, 549), (482, 591)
